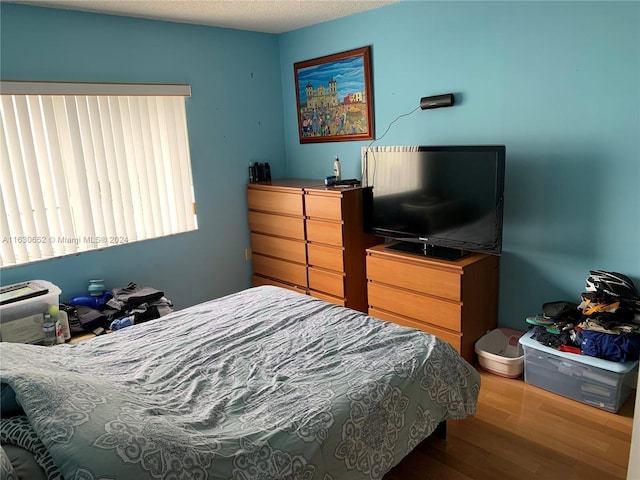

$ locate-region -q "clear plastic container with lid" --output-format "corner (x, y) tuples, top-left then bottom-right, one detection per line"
(0, 280), (62, 344)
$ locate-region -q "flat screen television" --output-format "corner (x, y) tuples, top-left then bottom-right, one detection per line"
(362, 145), (506, 260)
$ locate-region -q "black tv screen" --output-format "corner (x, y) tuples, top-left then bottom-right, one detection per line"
(362, 145), (506, 259)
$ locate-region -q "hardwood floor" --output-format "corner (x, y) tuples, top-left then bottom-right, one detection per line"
(384, 366), (635, 480)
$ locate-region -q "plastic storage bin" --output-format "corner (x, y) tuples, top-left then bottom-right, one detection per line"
(475, 328), (525, 378)
(519, 330), (638, 413)
(0, 280), (61, 344)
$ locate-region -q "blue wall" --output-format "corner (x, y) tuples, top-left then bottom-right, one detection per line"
(2, 1), (638, 330)
(279, 1), (640, 329)
(0, 4), (286, 307)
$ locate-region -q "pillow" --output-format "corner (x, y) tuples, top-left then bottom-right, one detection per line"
(2, 444), (47, 480)
(0, 416), (62, 480)
(0, 445), (18, 480)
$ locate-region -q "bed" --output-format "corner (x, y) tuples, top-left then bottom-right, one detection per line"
(0, 285), (480, 480)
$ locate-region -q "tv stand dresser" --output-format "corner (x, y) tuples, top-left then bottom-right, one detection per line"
(366, 242), (499, 362)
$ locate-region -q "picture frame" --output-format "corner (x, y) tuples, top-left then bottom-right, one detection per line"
(294, 46), (374, 144)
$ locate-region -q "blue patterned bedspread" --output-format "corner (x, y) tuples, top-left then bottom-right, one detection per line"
(0, 286), (480, 480)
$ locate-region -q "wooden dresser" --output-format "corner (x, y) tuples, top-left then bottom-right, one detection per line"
(366, 242), (499, 362)
(247, 180), (381, 312)
(248, 180), (312, 294)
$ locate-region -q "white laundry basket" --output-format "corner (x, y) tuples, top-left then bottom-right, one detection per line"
(475, 328), (525, 378)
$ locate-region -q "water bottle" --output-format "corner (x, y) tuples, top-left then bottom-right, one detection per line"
(88, 279), (105, 297)
(55, 318), (65, 344)
(42, 314), (56, 346)
(57, 308), (71, 341)
(333, 156), (341, 181)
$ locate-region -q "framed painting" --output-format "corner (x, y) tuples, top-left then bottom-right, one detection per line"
(294, 46), (374, 144)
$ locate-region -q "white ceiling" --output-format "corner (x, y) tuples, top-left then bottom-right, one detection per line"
(4, 0), (401, 34)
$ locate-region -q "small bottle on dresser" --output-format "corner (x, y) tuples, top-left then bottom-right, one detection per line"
(333, 156), (341, 181)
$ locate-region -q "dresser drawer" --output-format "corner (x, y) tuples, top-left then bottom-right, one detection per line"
(310, 290), (346, 307)
(252, 275), (308, 295)
(369, 307), (462, 353)
(250, 233), (306, 264)
(367, 255), (461, 301)
(248, 211), (305, 240)
(308, 267), (344, 298)
(307, 243), (343, 271)
(305, 193), (343, 221)
(247, 188), (303, 216)
(306, 219), (343, 247)
(367, 282), (461, 331)
(252, 254), (307, 287)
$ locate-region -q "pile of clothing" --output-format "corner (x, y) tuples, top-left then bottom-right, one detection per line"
(62, 282), (173, 336)
(527, 270), (640, 363)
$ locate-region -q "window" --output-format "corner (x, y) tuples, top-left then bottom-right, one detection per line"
(0, 81), (197, 268)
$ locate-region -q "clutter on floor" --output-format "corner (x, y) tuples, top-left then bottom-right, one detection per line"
(521, 270), (640, 412)
(525, 270), (640, 362)
(65, 281), (173, 336)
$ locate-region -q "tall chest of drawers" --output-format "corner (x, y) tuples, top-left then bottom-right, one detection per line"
(247, 180), (311, 294)
(247, 180), (381, 312)
(366, 242), (499, 362)
(304, 185), (381, 312)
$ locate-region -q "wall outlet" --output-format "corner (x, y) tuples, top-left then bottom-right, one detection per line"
(245, 248), (252, 260)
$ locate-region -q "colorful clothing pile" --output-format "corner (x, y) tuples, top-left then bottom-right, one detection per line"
(528, 270), (640, 362)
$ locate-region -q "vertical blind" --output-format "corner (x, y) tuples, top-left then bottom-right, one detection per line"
(0, 81), (197, 267)
(362, 145), (420, 195)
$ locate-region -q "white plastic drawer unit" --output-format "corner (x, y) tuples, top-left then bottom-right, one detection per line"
(519, 331), (638, 413)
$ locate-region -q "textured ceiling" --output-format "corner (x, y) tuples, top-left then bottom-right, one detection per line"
(4, 0), (401, 34)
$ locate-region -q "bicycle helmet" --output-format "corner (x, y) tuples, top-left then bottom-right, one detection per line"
(585, 270), (638, 299)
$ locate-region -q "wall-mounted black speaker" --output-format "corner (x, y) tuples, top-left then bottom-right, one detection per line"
(420, 93), (455, 110)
